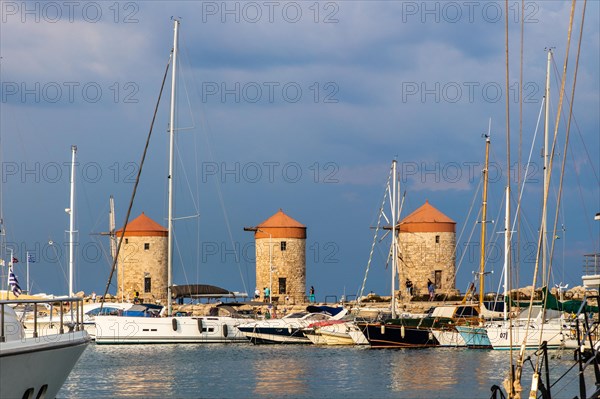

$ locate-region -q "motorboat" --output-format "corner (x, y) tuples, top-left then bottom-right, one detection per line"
(238, 305), (348, 344)
(0, 297), (90, 399)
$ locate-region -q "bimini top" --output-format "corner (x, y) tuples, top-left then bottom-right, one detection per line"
(399, 200), (456, 233)
(246, 209), (306, 239)
(171, 284), (242, 299)
(116, 212), (168, 237)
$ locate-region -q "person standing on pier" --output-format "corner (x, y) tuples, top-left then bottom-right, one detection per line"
(405, 279), (413, 297)
(427, 279), (435, 301)
(309, 286), (315, 303)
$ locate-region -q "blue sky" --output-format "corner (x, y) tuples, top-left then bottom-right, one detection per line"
(1, 1), (598, 300)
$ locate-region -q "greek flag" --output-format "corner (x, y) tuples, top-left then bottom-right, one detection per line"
(8, 267), (22, 297)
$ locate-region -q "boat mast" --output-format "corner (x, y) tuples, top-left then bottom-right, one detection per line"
(67, 145), (77, 297)
(391, 160), (397, 319)
(503, 186), (510, 321)
(108, 195), (119, 301)
(167, 19), (179, 316)
(542, 49), (552, 287)
(479, 133), (491, 312)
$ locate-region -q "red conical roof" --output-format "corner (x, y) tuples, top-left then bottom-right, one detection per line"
(253, 209), (306, 239)
(116, 212), (168, 237)
(399, 200), (455, 233)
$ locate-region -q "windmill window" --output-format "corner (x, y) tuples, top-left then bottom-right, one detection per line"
(125, 238), (129, 244)
(279, 278), (287, 294)
(280, 241), (287, 251)
(144, 276), (151, 293)
(435, 235), (440, 244)
(144, 243), (150, 250)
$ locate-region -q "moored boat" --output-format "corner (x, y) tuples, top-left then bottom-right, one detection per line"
(238, 305), (347, 344)
(0, 297), (90, 399)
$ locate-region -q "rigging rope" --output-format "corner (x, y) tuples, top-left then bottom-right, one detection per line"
(357, 164), (393, 305)
(100, 53), (172, 310)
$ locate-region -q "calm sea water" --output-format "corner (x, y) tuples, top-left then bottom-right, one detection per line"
(59, 343), (587, 399)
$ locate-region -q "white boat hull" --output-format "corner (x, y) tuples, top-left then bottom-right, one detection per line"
(94, 315), (248, 344)
(485, 321), (567, 349)
(432, 328), (466, 347)
(306, 322), (369, 346)
(1, 304), (90, 399)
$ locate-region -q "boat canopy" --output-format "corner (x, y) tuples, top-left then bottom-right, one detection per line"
(508, 286), (598, 313)
(171, 284), (246, 299)
(306, 305), (346, 317)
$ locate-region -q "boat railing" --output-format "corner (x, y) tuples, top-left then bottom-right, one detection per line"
(0, 297), (85, 342)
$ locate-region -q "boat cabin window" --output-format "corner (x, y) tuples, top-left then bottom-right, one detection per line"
(280, 241), (287, 251)
(144, 243), (150, 250)
(455, 306), (479, 317)
(144, 276), (151, 293)
(286, 312), (308, 318)
(87, 307), (121, 316)
(278, 278), (287, 294)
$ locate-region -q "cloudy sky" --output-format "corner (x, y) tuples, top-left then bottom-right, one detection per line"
(1, 1), (598, 300)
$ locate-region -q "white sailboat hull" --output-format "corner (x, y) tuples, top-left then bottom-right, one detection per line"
(94, 315), (248, 344)
(432, 328), (466, 347)
(485, 320), (567, 350)
(307, 322), (369, 345)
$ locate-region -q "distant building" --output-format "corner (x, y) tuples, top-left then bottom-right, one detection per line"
(245, 209), (307, 304)
(116, 212), (168, 304)
(398, 201), (457, 296)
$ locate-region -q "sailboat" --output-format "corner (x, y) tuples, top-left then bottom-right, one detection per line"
(94, 20), (250, 344)
(356, 160), (442, 348)
(453, 131), (510, 348)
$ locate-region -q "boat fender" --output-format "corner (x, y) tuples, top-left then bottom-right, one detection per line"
(172, 318), (178, 331)
(401, 325), (405, 339)
(223, 324), (228, 337)
(198, 318), (203, 332)
(381, 325), (385, 335)
(288, 326), (292, 335)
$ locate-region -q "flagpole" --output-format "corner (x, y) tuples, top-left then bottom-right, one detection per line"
(26, 250), (30, 294)
(7, 248), (12, 300)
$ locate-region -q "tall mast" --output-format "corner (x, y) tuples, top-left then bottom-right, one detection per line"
(67, 145), (77, 297)
(391, 160), (397, 319)
(503, 186), (510, 321)
(108, 195), (119, 300)
(542, 49), (552, 286)
(479, 134), (491, 310)
(167, 19), (179, 316)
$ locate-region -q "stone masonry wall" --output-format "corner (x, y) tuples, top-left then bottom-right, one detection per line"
(398, 231), (456, 296)
(117, 235), (168, 304)
(255, 237), (306, 304)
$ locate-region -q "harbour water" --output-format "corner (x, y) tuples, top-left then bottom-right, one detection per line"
(60, 343), (586, 398)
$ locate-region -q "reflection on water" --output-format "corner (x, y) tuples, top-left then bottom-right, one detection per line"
(61, 343), (586, 398)
(390, 348), (461, 392)
(253, 347), (307, 397)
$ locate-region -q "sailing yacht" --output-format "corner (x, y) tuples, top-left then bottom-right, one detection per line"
(94, 20), (251, 344)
